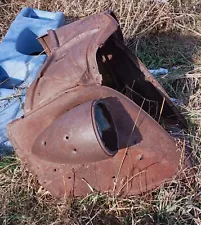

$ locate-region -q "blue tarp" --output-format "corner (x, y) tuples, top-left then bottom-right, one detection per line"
(0, 7), (66, 155)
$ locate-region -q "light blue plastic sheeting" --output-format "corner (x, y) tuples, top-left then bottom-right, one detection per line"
(0, 7), (66, 155)
(149, 68), (168, 76)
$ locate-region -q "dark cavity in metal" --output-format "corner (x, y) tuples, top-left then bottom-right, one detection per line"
(94, 101), (118, 153)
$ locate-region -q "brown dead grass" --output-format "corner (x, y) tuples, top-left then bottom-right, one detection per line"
(1, 0), (201, 224)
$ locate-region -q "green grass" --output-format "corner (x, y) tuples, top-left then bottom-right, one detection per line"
(0, 156), (18, 172)
(136, 33), (201, 69)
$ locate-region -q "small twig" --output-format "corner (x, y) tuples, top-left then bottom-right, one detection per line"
(0, 162), (18, 173)
(117, 170), (146, 196)
(0, 77), (9, 85)
(175, 22), (201, 37)
(158, 96), (165, 123)
(82, 178), (94, 192)
(0, 94), (24, 101)
(85, 211), (100, 225)
(113, 98), (145, 194)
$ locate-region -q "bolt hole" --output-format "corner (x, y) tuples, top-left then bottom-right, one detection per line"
(68, 177), (71, 179)
(65, 136), (69, 140)
(112, 176), (115, 179)
(37, 92), (40, 96)
(139, 155), (143, 160)
(73, 149), (77, 152)
(43, 141), (47, 146)
(54, 169), (57, 172)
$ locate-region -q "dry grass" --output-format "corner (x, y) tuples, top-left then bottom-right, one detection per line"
(1, 0), (201, 224)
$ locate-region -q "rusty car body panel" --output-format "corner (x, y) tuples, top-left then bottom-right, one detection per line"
(8, 11), (185, 197)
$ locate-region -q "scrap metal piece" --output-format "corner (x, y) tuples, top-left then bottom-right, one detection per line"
(8, 11), (184, 197)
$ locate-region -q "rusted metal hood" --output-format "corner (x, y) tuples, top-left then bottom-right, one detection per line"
(8, 11), (185, 197)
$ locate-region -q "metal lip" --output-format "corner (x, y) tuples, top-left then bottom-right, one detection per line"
(91, 99), (119, 157)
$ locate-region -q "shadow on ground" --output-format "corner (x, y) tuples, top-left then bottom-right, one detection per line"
(129, 32), (201, 106)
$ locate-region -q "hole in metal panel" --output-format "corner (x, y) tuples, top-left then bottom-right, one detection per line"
(139, 155), (143, 160)
(94, 103), (118, 152)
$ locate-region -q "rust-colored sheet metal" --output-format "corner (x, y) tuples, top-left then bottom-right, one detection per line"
(8, 11), (184, 197)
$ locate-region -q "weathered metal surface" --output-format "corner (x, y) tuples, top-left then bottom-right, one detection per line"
(32, 99), (119, 164)
(7, 11), (184, 197)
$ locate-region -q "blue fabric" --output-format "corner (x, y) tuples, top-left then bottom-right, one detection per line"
(0, 7), (66, 155)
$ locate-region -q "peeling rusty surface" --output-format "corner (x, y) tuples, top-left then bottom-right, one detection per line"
(8, 11), (184, 197)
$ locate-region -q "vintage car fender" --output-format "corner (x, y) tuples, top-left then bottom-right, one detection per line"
(8, 11), (184, 197)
